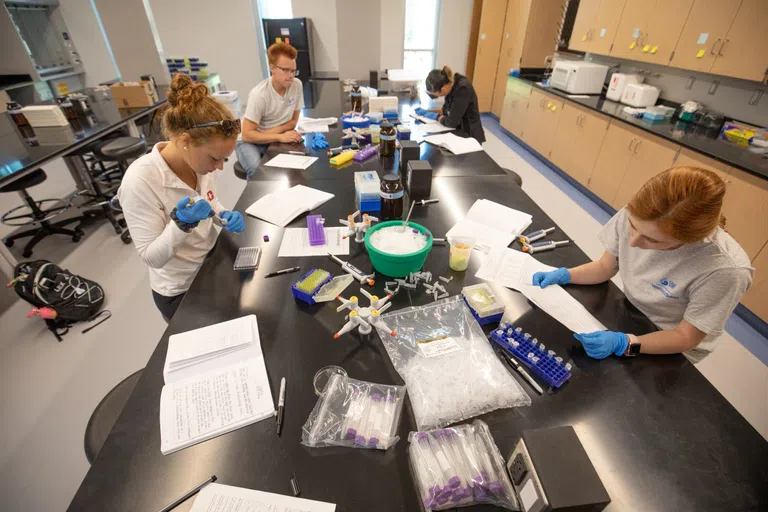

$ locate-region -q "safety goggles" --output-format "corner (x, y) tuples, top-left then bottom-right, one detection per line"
(187, 118), (241, 137)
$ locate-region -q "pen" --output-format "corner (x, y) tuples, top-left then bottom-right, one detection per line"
(276, 377), (286, 436)
(287, 150), (305, 155)
(499, 350), (543, 395)
(158, 475), (217, 512)
(265, 266), (301, 278)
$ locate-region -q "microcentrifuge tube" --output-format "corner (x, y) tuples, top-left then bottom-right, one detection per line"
(515, 327), (523, 335)
(548, 350), (555, 357)
(506, 328), (514, 336)
(565, 362), (572, 371)
(523, 333), (532, 340)
(555, 356), (563, 364)
(511, 340), (520, 349)
(538, 342), (545, 351)
(527, 352), (534, 359)
(532, 356), (539, 363)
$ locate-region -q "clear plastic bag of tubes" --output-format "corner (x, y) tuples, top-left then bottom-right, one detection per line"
(375, 295), (530, 430)
(301, 372), (406, 450)
(408, 420), (519, 510)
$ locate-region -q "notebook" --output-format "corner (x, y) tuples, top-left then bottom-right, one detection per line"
(190, 483), (336, 512)
(263, 153), (318, 170)
(245, 185), (334, 227)
(446, 199), (533, 252)
(160, 315), (275, 455)
(423, 132), (483, 154)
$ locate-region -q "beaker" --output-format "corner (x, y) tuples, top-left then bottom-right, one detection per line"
(448, 236), (475, 271)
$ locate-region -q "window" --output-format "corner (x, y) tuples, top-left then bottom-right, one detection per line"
(258, 0), (292, 19)
(403, 0), (440, 74)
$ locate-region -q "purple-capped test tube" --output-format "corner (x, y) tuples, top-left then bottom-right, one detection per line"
(354, 392), (374, 447)
(438, 428), (475, 504)
(366, 393), (383, 448)
(412, 432), (449, 505)
(341, 386), (364, 441)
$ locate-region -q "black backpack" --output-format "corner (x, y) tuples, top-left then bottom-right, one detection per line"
(11, 260), (107, 341)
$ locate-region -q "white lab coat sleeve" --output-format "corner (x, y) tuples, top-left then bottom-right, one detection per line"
(120, 175), (190, 269)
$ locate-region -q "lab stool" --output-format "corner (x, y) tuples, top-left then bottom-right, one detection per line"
(93, 136), (148, 176)
(84, 368), (143, 464)
(234, 160), (248, 180)
(503, 168), (523, 187)
(1, 169), (85, 258)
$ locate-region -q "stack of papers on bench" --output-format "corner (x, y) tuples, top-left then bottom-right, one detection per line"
(20, 105), (69, 127)
(246, 184), (334, 227)
(423, 132), (483, 154)
(160, 315), (275, 455)
(446, 199), (533, 252)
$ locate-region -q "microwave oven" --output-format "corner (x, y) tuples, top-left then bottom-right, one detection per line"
(550, 61), (609, 95)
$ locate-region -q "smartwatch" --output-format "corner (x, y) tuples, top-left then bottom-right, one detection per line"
(624, 334), (641, 357)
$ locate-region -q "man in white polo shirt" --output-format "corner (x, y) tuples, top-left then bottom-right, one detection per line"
(236, 42), (304, 177)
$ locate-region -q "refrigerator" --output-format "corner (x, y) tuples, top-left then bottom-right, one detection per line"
(262, 18), (314, 81)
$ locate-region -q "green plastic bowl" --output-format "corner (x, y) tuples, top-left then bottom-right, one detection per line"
(364, 221), (433, 278)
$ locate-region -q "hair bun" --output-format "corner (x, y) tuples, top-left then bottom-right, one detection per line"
(167, 73), (209, 109)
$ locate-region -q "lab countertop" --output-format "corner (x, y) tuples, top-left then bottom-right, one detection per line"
(511, 76), (768, 181)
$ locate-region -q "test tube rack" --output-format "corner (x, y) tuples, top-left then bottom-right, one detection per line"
(352, 145), (379, 162)
(490, 325), (571, 388)
(307, 215), (326, 246)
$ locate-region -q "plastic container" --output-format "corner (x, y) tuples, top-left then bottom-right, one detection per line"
(291, 268), (333, 305)
(341, 114), (371, 130)
(370, 124), (381, 144)
(462, 283), (505, 326)
(397, 124), (411, 140)
(364, 221), (433, 278)
(355, 171), (381, 212)
(490, 324), (571, 388)
(448, 236), (474, 271)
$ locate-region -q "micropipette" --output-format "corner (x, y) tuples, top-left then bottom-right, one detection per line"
(522, 239), (570, 253)
(518, 226), (555, 244)
(328, 253), (375, 286)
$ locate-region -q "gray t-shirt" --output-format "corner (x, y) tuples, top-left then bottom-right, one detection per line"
(599, 208), (753, 363)
(243, 77), (304, 131)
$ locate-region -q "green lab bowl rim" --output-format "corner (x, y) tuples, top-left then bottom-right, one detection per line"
(364, 220), (434, 259)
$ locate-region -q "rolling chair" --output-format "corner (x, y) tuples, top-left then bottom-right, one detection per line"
(1, 169), (85, 258)
(84, 368), (143, 464)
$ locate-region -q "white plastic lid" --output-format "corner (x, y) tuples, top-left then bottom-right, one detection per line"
(313, 274), (354, 303)
(462, 283), (505, 318)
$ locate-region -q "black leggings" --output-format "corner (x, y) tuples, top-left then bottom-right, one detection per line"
(152, 290), (186, 323)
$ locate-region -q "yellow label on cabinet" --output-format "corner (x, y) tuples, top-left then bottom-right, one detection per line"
(642, 44), (650, 53)
(550, 105), (557, 112)
(629, 42), (636, 50)
(582, 34), (587, 42)
(696, 49), (705, 58)
(651, 46), (658, 54)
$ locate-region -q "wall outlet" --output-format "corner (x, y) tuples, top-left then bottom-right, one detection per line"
(708, 81), (719, 95)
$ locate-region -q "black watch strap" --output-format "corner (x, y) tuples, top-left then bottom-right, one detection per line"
(170, 207), (198, 233)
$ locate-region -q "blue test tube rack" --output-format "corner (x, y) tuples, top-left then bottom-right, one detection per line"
(490, 324), (571, 388)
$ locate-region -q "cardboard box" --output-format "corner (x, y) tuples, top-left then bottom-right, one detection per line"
(110, 81), (159, 108)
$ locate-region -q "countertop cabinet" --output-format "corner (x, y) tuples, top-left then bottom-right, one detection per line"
(500, 78), (532, 139)
(589, 0), (628, 55)
(609, 0), (656, 61)
(492, 0), (528, 117)
(549, 103), (610, 186)
(522, 89), (563, 157)
(588, 122), (637, 203)
(669, 0), (741, 73)
(569, 0), (600, 52)
(708, 0), (768, 83)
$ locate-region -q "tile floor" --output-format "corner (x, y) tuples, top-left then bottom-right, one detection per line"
(0, 127), (765, 511)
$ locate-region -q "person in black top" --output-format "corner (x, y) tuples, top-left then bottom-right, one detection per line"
(421, 66), (485, 143)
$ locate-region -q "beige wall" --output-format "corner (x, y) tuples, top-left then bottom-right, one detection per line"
(436, 0), (474, 75)
(292, 0), (340, 73)
(336, 0), (381, 80)
(58, 0), (119, 87)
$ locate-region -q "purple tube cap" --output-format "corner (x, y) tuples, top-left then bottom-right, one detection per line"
(354, 435), (367, 446)
(488, 482), (503, 494)
(415, 432), (428, 441)
(423, 497), (437, 509)
(367, 437), (380, 448)
(448, 476), (461, 488)
(435, 492), (451, 505)
(344, 428), (357, 440)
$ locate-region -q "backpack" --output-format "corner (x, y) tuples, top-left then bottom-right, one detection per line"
(11, 260), (107, 341)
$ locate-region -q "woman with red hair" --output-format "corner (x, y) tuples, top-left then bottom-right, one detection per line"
(532, 166), (753, 362)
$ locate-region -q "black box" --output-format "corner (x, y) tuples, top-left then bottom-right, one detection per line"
(399, 139), (421, 180)
(507, 426), (610, 512)
(406, 160), (432, 200)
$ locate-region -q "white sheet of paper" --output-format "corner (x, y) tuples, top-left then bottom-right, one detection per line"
(446, 218), (515, 253)
(166, 316), (256, 367)
(263, 153), (318, 170)
(297, 121), (329, 134)
(423, 133), (483, 154)
(466, 199), (532, 237)
(520, 283), (607, 333)
(278, 227), (350, 257)
(190, 483), (336, 512)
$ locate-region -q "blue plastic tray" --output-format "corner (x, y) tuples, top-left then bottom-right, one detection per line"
(291, 268), (333, 305)
(357, 198), (381, 213)
(490, 325), (571, 388)
(463, 297), (503, 326)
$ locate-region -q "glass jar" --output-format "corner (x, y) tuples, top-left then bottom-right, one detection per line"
(350, 85), (362, 113)
(57, 98), (83, 134)
(379, 121), (396, 156)
(380, 173), (404, 220)
(7, 101), (35, 140)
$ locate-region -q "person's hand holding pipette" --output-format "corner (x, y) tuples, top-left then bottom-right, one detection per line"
(219, 211), (245, 233)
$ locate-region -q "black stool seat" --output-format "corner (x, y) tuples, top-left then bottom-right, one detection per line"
(503, 168), (523, 187)
(98, 137), (147, 161)
(234, 160), (248, 180)
(0, 169), (47, 193)
(84, 369), (143, 465)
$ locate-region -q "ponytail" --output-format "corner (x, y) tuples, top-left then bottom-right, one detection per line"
(425, 65), (455, 93)
(442, 65), (454, 83)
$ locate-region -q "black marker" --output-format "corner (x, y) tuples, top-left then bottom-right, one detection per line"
(265, 266), (301, 278)
(159, 475), (217, 512)
(276, 377), (286, 436)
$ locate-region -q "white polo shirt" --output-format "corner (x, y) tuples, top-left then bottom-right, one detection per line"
(118, 143), (225, 297)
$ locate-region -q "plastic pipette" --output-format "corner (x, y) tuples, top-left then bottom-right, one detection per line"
(417, 198), (439, 206)
(328, 253), (374, 286)
(522, 239), (570, 253)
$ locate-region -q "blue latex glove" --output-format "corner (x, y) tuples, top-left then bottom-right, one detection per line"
(176, 197), (213, 224)
(574, 331), (629, 359)
(312, 133), (329, 150)
(219, 211), (245, 233)
(414, 107), (439, 120)
(531, 267), (570, 288)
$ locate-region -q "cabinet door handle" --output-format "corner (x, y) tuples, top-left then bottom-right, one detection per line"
(718, 39), (729, 57)
(540, 98), (547, 108)
(628, 138), (637, 152)
(634, 140), (642, 154)
(710, 38), (722, 56)
(588, 29), (593, 41)
(575, 114), (581, 126)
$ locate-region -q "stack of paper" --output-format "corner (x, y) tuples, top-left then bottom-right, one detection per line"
(245, 185), (334, 227)
(296, 116), (337, 134)
(20, 105), (69, 127)
(476, 247), (607, 333)
(409, 113), (454, 134)
(160, 315), (275, 455)
(190, 483), (336, 512)
(263, 153), (318, 170)
(423, 132), (483, 154)
(446, 199), (533, 252)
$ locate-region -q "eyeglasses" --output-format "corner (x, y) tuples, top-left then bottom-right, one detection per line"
(187, 119), (241, 137)
(273, 64), (299, 77)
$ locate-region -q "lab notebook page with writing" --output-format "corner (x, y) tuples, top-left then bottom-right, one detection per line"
(159, 315), (275, 455)
(245, 185), (334, 227)
(446, 199), (533, 252)
(422, 132), (483, 154)
(189, 483), (336, 512)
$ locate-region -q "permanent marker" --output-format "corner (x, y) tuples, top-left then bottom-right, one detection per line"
(276, 377), (286, 436)
(265, 266), (301, 278)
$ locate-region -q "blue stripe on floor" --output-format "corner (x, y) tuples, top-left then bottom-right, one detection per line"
(481, 113), (768, 366)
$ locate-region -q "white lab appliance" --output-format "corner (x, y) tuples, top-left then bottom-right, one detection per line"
(549, 61), (609, 95)
(620, 83), (660, 107)
(606, 73), (644, 101)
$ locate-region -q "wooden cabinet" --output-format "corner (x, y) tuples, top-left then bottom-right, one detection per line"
(669, 0), (741, 73)
(549, 103), (610, 186)
(611, 131), (679, 209)
(499, 78), (532, 138)
(635, 0), (695, 65)
(609, 0), (656, 61)
(673, 148), (731, 179)
(472, 0), (508, 113)
(719, 167), (768, 260)
(568, 0), (627, 55)
(491, 0), (528, 117)
(588, 123), (637, 203)
(569, 0), (600, 52)
(521, 89), (563, 157)
(709, 0), (768, 83)
(741, 242), (768, 321)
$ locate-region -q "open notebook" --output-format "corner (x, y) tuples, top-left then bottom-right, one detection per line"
(160, 315), (274, 455)
(446, 199), (533, 252)
(423, 132), (483, 154)
(245, 185), (334, 227)
(190, 483), (336, 512)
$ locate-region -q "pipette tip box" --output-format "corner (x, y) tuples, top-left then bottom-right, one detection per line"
(462, 283), (505, 326)
(354, 171), (381, 213)
(307, 215), (326, 246)
(291, 268), (333, 305)
(490, 325), (571, 388)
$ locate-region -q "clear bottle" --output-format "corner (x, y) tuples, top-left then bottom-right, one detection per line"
(379, 121), (396, 156)
(380, 173), (404, 220)
(351, 85), (362, 113)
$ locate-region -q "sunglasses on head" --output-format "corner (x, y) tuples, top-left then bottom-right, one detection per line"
(187, 119), (241, 136)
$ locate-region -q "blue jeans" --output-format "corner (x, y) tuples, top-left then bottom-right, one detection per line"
(235, 140), (269, 179)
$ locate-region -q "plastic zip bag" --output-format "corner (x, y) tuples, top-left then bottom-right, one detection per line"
(375, 295), (530, 430)
(408, 420), (519, 510)
(301, 373), (406, 450)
